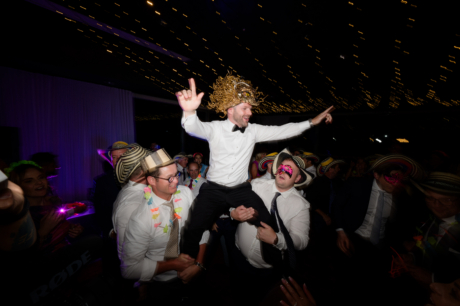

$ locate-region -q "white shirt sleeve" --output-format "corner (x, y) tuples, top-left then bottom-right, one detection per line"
(115, 203), (141, 260)
(289, 205), (310, 250)
(181, 113), (213, 140)
(253, 120), (311, 143)
(200, 230), (210, 245)
(274, 200), (310, 251)
(120, 214), (157, 282)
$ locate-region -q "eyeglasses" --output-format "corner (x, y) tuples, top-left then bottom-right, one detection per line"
(425, 196), (456, 207)
(154, 172), (180, 183)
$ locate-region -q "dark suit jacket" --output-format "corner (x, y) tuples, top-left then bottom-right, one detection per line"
(332, 177), (416, 247)
(92, 172), (120, 237)
(305, 176), (343, 214)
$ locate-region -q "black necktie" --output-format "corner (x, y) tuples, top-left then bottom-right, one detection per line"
(182, 168), (186, 179)
(232, 125), (246, 133)
(271, 192), (297, 270)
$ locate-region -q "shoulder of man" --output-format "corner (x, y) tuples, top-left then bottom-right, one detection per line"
(251, 178), (273, 190)
(177, 185), (194, 202)
(288, 189), (311, 208)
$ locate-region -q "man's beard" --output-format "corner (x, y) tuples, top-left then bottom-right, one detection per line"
(235, 112), (249, 127)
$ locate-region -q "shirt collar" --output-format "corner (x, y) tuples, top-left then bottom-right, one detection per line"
(442, 215), (458, 225)
(177, 163), (183, 171)
(271, 179), (296, 199)
(224, 118), (235, 131)
(127, 180), (147, 189)
(372, 179), (387, 194)
(150, 190), (175, 208)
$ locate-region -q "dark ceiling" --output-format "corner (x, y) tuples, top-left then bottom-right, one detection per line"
(2, 0), (460, 116)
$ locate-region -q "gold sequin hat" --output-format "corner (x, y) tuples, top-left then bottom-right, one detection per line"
(208, 72), (266, 117)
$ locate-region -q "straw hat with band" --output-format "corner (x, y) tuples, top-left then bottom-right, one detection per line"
(115, 146), (151, 184)
(317, 157), (346, 177)
(369, 154), (425, 181)
(108, 141), (139, 158)
(141, 148), (176, 174)
(298, 151), (320, 163)
(272, 149), (312, 188)
(412, 172), (460, 195)
(258, 152), (278, 172)
(173, 152), (193, 160)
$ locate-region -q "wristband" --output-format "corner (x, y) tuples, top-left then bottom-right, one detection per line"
(195, 261), (206, 271)
(309, 118), (314, 126)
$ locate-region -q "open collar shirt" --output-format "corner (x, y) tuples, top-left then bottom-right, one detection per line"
(120, 185), (209, 282)
(355, 179), (393, 240)
(181, 113), (311, 187)
(183, 176), (207, 199)
(236, 179), (311, 269)
(112, 180), (147, 260)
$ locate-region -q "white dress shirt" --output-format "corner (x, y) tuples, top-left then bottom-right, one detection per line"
(182, 113), (311, 187)
(121, 185), (209, 282)
(236, 179), (310, 269)
(183, 176), (207, 199)
(306, 165), (317, 179)
(112, 180), (147, 259)
(355, 179), (393, 240)
(259, 171), (273, 180)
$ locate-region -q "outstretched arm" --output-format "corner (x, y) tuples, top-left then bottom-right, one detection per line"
(255, 106), (335, 143)
(176, 78), (205, 118)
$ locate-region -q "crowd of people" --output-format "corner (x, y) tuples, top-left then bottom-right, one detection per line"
(0, 74), (459, 306)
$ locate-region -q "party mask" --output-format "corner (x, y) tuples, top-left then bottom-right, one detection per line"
(277, 164), (293, 178)
(384, 172), (405, 186)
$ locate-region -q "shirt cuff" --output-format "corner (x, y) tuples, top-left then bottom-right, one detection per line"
(229, 207), (236, 220)
(181, 112), (197, 127)
(274, 233), (286, 250)
(336, 228), (344, 232)
(139, 258), (158, 282)
(298, 120), (312, 132)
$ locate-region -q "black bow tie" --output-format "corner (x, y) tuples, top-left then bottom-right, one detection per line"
(232, 125), (246, 133)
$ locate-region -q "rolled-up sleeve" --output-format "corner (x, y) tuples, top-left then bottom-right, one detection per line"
(120, 216), (157, 282)
(253, 120), (311, 143)
(181, 113), (212, 140)
(200, 230), (210, 245)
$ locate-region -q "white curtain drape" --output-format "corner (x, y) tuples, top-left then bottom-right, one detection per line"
(0, 67), (134, 202)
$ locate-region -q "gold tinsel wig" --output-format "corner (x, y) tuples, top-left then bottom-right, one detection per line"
(208, 73), (266, 117)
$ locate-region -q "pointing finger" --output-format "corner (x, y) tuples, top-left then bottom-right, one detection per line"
(188, 78), (196, 95)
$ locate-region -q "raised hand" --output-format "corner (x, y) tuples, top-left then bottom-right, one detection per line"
(311, 105), (335, 126)
(280, 277), (317, 306)
(175, 78), (205, 117)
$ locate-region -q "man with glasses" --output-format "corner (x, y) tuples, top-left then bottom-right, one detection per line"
(401, 172), (460, 286)
(121, 149), (209, 304)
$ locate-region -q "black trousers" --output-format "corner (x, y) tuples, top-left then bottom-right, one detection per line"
(182, 181), (280, 263)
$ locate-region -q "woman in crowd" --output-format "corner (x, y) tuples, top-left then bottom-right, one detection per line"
(7, 161), (84, 255)
(194, 152), (209, 178)
(250, 152), (267, 180)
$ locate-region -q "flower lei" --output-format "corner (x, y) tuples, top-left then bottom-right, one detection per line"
(4, 160), (42, 177)
(413, 214), (460, 256)
(144, 186), (183, 233)
(188, 174), (202, 190)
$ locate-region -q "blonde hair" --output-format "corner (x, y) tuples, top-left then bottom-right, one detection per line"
(255, 153), (266, 162)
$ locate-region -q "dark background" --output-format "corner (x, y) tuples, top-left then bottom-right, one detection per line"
(1, 0), (459, 165)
